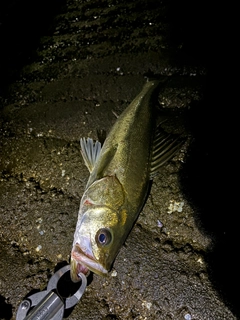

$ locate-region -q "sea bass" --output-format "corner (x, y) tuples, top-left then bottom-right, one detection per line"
(70, 80), (182, 281)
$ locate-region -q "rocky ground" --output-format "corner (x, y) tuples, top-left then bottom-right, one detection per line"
(0, 0), (238, 319)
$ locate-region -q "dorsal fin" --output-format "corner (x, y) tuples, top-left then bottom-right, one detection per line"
(150, 126), (184, 178)
(80, 138), (102, 173)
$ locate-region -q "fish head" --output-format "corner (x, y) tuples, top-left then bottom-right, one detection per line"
(70, 205), (127, 281)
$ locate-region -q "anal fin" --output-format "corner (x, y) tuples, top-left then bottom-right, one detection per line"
(80, 138), (102, 173)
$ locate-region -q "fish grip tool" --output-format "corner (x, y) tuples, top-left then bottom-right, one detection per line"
(16, 265), (87, 320)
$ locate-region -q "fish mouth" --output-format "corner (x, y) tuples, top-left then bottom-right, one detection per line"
(70, 243), (108, 282)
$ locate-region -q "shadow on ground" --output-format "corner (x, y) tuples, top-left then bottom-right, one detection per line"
(180, 76), (238, 318)
(0, 295), (12, 320)
(0, 0), (66, 100)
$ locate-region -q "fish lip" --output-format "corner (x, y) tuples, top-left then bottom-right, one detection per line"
(71, 243), (108, 279)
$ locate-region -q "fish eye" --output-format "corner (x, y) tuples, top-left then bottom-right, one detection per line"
(95, 228), (112, 246)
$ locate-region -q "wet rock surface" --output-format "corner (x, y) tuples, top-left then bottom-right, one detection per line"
(0, 1), (238, 319)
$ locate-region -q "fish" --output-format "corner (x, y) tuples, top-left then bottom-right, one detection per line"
(70, 80), (183, 281)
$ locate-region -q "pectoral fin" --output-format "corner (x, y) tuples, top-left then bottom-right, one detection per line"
(150, 127), (184, 177)
(80, 138), (102, 173)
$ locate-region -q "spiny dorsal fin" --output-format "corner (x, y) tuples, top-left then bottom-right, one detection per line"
(150, 127), (184, 178)
(80, 137), (102, 173)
